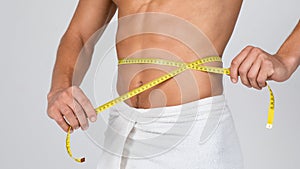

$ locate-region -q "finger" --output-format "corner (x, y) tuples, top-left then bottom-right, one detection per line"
(53, 111), (71, 133)
(62, 93), (89, 130)
(72, 87), (97, 123)
(257, 69), (268, 88)
(238, 48), (259, 87)
(257, 61), (273, 88)
(247, 58), (262, 90)
(60, 105), (80, 130)
(71, 99), (89, 131)
(230, 46), (254, 83)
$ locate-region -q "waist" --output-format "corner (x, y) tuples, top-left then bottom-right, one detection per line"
(111, 94), (227, 122)
(116, 57), (224, 108)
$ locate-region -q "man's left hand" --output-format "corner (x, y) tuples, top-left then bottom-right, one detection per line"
(230, 46), (290, 90)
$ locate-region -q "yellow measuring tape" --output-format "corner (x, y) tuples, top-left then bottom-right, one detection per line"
(65, 56), (275, 162)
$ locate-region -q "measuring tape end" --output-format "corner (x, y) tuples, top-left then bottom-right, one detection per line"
(74, 157), (85, 163)
(266, 123), (273, 129)
(80, 157), (85, 163)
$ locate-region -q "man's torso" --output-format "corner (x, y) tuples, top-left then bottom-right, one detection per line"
(113, 0), (242, 108)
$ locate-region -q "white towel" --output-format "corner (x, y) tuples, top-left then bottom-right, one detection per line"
(96, 95), (244, 169)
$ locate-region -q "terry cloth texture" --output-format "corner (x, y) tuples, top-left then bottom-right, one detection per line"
(97, 95), (244, 169)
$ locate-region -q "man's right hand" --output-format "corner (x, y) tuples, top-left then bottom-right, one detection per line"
(47, 86), (97, 133)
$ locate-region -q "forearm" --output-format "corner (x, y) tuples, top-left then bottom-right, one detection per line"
(50, 32), (88, 93)
(276, 20), (300, 77)
(49, 1), (117, 94)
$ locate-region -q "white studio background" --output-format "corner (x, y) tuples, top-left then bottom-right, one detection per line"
(0, 0), (299, 169)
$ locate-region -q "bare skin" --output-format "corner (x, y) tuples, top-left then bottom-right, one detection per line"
(47, 0), (299, 132)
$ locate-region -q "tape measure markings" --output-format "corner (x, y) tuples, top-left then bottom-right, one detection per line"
(66, 56), (275, 163)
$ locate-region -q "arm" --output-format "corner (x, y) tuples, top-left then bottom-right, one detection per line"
(47, 0), (117, 132)
(230, 20), (300, 89)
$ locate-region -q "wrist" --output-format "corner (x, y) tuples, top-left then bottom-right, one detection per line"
(274, 53), (298, 78)
(47, 87), (65, 100)
(48, 83), (73, 100)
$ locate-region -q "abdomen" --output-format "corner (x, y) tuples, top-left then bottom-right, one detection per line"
(114, 0), (242, 108)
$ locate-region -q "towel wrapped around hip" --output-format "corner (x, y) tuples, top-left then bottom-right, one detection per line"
(96, 95), (244, 169)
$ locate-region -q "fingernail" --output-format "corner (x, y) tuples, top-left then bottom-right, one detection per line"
(90, 116), (97, 122)
(231, 78), (237, 83)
